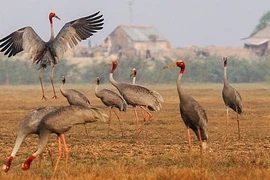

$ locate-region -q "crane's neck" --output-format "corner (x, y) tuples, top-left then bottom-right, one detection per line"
(223, 62), (228, 85)
(60, 81), (67, 97)
(95, 82), (100, 96)
(109, 63), (120, 88)
(50, 22), (55, 40)
(177, 72), (183, 100)
(132, 77), (136, 85)
(109, 72), (119, 88)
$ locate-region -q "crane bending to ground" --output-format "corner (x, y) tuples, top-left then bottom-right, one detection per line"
(95, 76), (127, 136)
(222, 56), (243, 139)
(107, 60), (163, 140)
(3, 106), (59, 173)
(163, 60), (208, 162)
(19, 105), (107, 177)
(60, 75), (91, 136)
(0, 11), (104, 100)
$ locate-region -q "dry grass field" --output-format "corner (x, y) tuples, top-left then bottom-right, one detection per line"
(1, 83), (270, 180)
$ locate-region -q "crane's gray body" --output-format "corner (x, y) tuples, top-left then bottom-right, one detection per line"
(222, 83), (242, 114)
(61, 88), (91, 108)
(112, 81), (163, 112)
(179, 91), (208, 141)
(96, 89), (127, 112)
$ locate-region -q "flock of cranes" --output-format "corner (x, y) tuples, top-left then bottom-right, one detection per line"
(0, 11), (243, 177)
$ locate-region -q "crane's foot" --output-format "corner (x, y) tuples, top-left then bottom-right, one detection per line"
(52, 95), (59, 99)
(41, 95), (47, 101)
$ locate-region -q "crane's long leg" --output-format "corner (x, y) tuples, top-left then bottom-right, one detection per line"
(137, 106), (153, 135)
(197, 129), (203, 170)
(112, 108), (124, 137)
(236, 112), (240, 140)
(224, 106), (229, 141)
(187, 128), (192, 166)
(107, 107), (112, 136)
(133, 107), (140, 141)
(61, 134), (69, 173)
(50, 65), (59, 99)
(52, 135), (63, 178)
(226, 106), (229, 125)
(83, 124), (89, 139)
(140, 106), (146, 121)
(39, 68), (47, 101)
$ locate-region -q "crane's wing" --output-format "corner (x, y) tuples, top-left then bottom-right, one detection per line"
(0, 26), (45, 62)
(51, 11), (104, 59)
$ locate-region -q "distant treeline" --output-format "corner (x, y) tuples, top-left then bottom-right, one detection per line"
(0, 55), (269, 85)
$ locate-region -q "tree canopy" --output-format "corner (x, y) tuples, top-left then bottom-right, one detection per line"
(252, 10), (270, 35)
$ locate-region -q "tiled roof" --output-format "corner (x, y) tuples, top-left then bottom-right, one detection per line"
(118, 25), (167, 42)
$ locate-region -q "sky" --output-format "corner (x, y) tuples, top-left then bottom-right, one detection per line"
(1, 0), (270, 48)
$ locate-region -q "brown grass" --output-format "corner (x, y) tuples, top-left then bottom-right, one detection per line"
(1, 83), (270, 179)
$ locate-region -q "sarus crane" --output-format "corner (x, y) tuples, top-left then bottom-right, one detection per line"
(107, 60), (163, 139)
(163, 60), (208, 160)
(222, 56), (243, 139)
(20, 105), (108, 177)
(3, 106), (58, 173)
(60, 75), (91, 136)
(0, 12), (104, 100)
(130, 68), (147, 121)
(60, 76), (91, 108)
(95, 76), (127, 136)
(130, 68), (137, 85)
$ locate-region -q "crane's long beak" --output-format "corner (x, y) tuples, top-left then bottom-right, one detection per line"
(162, 63), (177, 69)
(55, 15), (61, 20)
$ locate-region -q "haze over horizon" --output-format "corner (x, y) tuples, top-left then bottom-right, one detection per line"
(1, 0), (270, 48)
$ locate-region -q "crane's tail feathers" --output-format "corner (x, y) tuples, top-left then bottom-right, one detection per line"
(147, 90), (163, 112)
(86, 107), (109, 123)
(153, 91), (164, 103)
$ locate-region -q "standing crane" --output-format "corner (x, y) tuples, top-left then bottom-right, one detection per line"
(130, 68), (147, 121)
(107, 60), (163, 139)
(95, 76), (127, 136)
(20, 105), (108, 177)
(0, 12), (104, 100)
(222, 56), (243, 139)
(3, 106), (59, 173)
(130, 68), (137, 85)
(163, 60), (208, 160)
(60, 76), (91, 108)
(60, 75), (91, 136)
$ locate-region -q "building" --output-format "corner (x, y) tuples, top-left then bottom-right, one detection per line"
(101, 25), (171, 58)
(242, 24), (270, 56)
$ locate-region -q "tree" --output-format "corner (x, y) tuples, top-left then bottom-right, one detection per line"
(252, 10), (270, 35)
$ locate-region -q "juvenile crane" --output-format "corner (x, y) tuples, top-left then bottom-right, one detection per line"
(163, 60), (208, 156)
(130, 68), (147, 121)
(0, 12), (104, 100)
(20, 105), (107, 177)
(107, 61), (163, 138)
(130, 68), (137, 85)
(222, 56), (243, 139)
(60, 76), (91, 108)
(3, 106), (58, 173)
(95, 76), (127, 136)
(60, 75), (91, 136)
